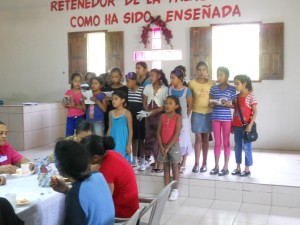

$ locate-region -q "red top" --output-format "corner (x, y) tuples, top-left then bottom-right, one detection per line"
(64, 89), (85, 117)
(232, 93), (257, 127)
(99, 150), (139, 218)
(0, 142), (23, 166)
(161, 113), (180, 144)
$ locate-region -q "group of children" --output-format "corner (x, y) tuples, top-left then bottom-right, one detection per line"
(63, 60), (257, 201)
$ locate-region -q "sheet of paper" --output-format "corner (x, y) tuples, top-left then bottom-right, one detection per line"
(103, 91), (113, 97)
(81, 90), (95, 104)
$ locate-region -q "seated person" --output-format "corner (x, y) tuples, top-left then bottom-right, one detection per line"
(81, 135), (139, 219)
(50, 140), (115, 225)
(0, 121), (33, 174)
(0, 197), (24, 225)
(65, 119), (93, 142)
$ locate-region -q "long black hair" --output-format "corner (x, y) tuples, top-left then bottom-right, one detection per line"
(81, 135), (115, 157)
(234, 74), (253, 91)
(150, 69), (169, 87)
(75, 120), (92, 136)
(54, 140), (90, 182)
(166, 95), (181, 115)
(70, 72), (82, 89)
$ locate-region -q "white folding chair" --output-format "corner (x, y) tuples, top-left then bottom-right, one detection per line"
(139, 180), (177, 225)
(115, 205), (147, 225)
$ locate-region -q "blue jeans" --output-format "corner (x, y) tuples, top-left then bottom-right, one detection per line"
(233, 127), (253, 167)
(92, 121), (105, 136)
(66, 115), (85, 136)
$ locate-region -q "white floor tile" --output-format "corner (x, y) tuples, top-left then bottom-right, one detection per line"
(199, 218), (235, 225)
(164, 214), (202, 225)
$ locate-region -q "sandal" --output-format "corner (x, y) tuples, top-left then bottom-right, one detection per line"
(218, 169), (229, 176)
(155, 169), (164, 173)
(240, 171), (251, 177)
(180, 167), (186, 174)
(209, 168), (219, 175)
(192, 166), (199, 173)
(231, 169), (241, 175)
(200, 166), (207, 173)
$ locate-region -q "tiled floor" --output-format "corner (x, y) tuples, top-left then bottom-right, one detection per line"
(134, 148), (300, 188)
(140, 198), (300, 225)
(21, 144), (300, 225)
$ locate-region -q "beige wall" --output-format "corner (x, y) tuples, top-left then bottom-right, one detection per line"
(0, 0), (300, 150)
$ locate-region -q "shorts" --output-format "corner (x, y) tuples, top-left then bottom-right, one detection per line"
(158, 143), (181, 163)
(191, 112), (212, 133)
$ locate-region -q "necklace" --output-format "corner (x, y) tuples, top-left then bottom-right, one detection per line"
(166, 118), (170, 125)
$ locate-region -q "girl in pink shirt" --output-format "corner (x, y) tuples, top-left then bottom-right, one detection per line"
(157, 96), (182, 201)
(63, 72), (85, 136)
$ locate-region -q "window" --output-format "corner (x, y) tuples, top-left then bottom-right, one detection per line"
(68, 31), (124, 79)
(87, 32), (106, 75)
(212, 24), (259, 81)
(190, 23), (284, 80)
(133, 27), (182, 69)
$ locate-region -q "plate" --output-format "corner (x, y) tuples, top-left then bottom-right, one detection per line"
(16, 198), (31, 206)
(10, 170), (34, 177)
(16, 193), (39, 206)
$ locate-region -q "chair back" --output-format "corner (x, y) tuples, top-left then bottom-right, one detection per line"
(139, 180), (177, 225)
(125, 205), (147, 225)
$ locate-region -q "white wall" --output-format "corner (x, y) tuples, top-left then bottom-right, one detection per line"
(0, 0), (300, 150)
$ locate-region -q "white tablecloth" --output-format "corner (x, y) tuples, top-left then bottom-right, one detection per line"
(0, 174), (65, 225)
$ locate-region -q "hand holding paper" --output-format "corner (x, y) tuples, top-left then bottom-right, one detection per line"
(81, 90), (95, 104)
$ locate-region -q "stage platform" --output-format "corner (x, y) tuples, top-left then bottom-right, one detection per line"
(135, 148), (300, 209)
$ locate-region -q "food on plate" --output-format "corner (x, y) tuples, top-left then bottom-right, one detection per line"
(15, 168), (22, 174)
(16, 198), (29, 204)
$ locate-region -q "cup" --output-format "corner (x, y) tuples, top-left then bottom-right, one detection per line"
(5, 193), (16, 209)
(21, 163), (31, 175)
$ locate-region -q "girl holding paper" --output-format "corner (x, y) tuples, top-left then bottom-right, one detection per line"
(82, 77), (107, 136)
(63, 72), (85, 136)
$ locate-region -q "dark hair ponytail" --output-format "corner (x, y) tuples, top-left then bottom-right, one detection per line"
(54, 140), (90, 182)
(102, 136), (115, 150)
(234, 74), (253, 92)
(150, 69), (169, 87)
(80, 135), (115, 157)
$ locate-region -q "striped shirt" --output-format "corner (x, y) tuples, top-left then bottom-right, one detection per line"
(210, 84), (236, 121)
(128, 86), (144, 104)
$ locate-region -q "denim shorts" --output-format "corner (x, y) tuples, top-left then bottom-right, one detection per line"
(191, 112), (212, 133)
(92, 121), (104, 136)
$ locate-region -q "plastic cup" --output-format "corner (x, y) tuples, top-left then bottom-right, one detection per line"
(21, 163), (31, 175)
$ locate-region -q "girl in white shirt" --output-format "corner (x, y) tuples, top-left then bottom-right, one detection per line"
(143, 69), (169, 172)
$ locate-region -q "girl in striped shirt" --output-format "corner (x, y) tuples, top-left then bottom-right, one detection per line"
(126, 72), (146, 170)
(209, 67), (236, 176)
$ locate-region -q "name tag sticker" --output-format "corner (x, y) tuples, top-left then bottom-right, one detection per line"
(0, 155), (8, 163)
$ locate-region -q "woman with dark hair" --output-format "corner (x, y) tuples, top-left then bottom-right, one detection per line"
(104, 67), (129, 133)
(80, 135), (139, 219)
(65, 119), (93, 142)
(189, 61), (216, 173)
(50, 140), (115, 225)
(143, 69), (169, 172)
(135, 61), (151, 87)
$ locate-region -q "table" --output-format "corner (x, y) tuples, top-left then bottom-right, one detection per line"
(0, 174), (65, 225)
